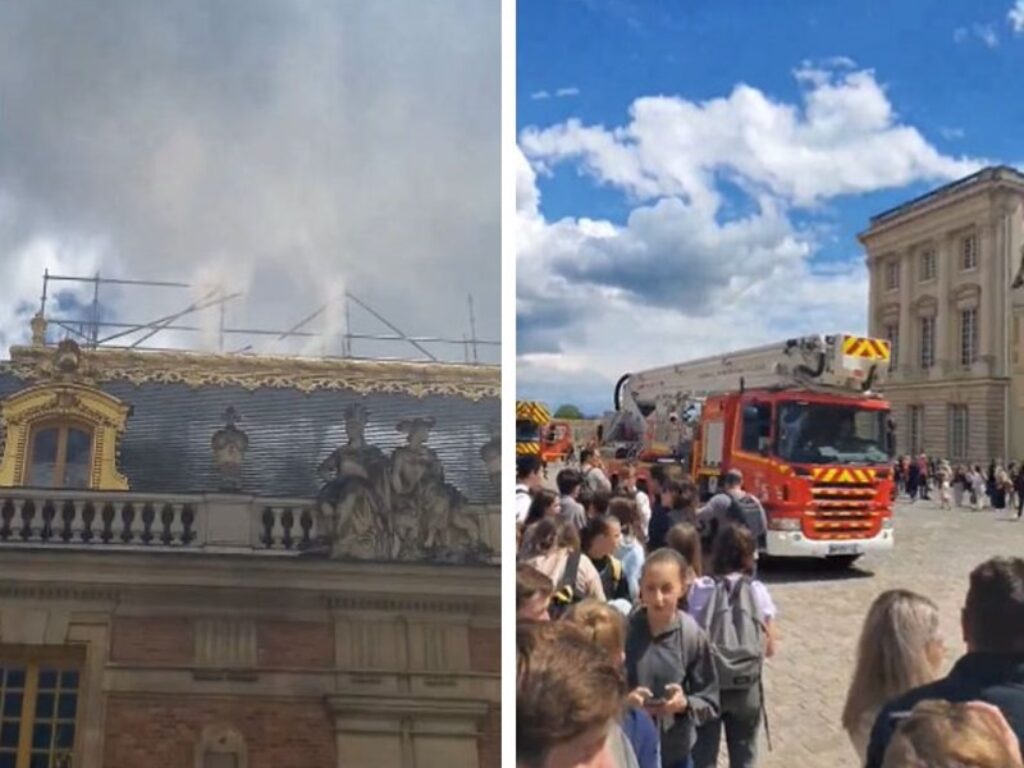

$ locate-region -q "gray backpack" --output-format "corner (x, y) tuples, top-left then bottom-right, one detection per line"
(699, 577), (765, 691)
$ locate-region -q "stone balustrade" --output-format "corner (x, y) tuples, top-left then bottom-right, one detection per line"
(0, 488), (501, 561)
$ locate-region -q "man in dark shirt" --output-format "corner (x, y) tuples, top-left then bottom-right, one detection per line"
(865, 556), (1024, 767)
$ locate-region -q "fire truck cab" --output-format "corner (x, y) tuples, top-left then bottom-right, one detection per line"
(602, 333), (896, 563)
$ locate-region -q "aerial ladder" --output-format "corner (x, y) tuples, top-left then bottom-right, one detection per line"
(604, 333), (891, 461)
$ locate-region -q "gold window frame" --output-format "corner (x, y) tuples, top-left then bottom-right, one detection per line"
(0, 644), (86, 768)
(0, 383), (130, 491)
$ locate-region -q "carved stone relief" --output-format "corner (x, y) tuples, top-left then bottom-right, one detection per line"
(311, 405), (492, 563)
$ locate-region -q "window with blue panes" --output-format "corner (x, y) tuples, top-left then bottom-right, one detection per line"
(0, 657), (79, 768)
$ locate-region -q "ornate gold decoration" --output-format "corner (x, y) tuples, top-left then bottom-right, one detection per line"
(0, 381), (131, 490)
(3, 344), (499, 400)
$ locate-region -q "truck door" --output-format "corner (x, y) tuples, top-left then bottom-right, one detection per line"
(739, 400), (774, 501)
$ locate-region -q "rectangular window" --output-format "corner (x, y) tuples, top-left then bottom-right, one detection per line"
(0, 652), (81, 768)
(949, 405), (969, 459)
(962, 234), (977, 270)
(920, 316), (935, 370)
(960, 308), (978, 367)
(884, 323), (899, 370)
(884, 259), (899, 290)
(908, 405), (923, 455)
(920, 249), (936, 281)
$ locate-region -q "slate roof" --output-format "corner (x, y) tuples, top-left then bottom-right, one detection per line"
(0, 348), (500, 504)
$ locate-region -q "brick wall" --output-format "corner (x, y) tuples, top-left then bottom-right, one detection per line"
(257, 621), (334, 668)
(104, 696), (336, 768)
(477, 703), (500, 768)
(468, 627), (499, 673)
(110, 617), (192, 664)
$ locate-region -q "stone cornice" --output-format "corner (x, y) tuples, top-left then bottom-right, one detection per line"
(3, 344), (500, 401)
(0, 553), (499, 615)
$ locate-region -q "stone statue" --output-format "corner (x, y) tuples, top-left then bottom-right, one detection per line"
(313, 408), (488, 563)
(315, 403), (390, 559)
(211, 406), (248, 491)
(479, 421), (501, 487)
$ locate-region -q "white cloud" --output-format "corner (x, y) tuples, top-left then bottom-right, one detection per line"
(556, 87), (581, 97)
(517, 65), (986, 408)
(0, 1), (499, 362)
(1010, 1), (1024, 33)
(521, 66), (980, 209)
(531, 90), (551, 100)
(940, 126), (966, 140)
(955, 23), (1000, 47)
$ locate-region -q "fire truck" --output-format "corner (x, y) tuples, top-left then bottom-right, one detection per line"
(516, 400), (551, 457)
(601, 333), (896, 564)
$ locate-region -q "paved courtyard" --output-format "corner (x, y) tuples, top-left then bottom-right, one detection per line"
(752, 498), (1024, 767)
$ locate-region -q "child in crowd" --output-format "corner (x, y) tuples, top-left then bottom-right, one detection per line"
(582, 514), (632, 606)
(609, 497), (646, 601)
(842, 589), (944, 764)
(567, 599), (662, 768)
(666, 522), (713, 614)
(516, 563), (554, 623)
(523, 489), (561, 528)
(625, 548), (720, 768)
(517, 621), (628, 768)
(690, 525), (777, 768)
(881, 699), (1023, 768)
(520, 518), (606, 612)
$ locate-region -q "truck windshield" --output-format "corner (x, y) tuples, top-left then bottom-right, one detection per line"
(775, 403), (891, 464)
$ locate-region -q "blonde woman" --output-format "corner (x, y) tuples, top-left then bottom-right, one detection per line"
(842, 589), (945, 763)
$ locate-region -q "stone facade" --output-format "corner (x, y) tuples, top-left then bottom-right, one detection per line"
(0, 341), (500, 768)
(860, 165), (1024, 464)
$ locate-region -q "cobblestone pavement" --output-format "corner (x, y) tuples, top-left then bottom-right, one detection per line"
(748, 498), (1024, 767)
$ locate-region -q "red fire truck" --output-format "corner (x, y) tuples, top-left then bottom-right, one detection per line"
(600, 333), (896, 565)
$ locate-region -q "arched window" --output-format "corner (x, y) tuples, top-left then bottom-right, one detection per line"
(26, 421), (95, 489)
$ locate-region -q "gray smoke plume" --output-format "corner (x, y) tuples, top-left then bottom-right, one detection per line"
(0, 1), (499, 362)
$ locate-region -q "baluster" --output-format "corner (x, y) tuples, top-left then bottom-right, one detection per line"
(40, 500), (56, 542)
(260, 507), (274, 548)
(140, 503), (155, 544)
(299, 508), (314, 546)
(181, 504), (196, 545)
(100, 503), (115, 543)
(19, 499), (36, 541)
(281, 508), (294, 549)
(159, 503), (174, 545)
(59, 500), (75, 542)
(120, 502), (136, 543)
(168, 503), (185, 545)
(81, 502), (95, 543)
(0, 499), (15, 541)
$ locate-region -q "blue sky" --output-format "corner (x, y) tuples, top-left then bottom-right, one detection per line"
(517, 0), (1024, 415)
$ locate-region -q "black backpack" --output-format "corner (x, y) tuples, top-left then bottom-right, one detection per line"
(549, 551), (583, 619)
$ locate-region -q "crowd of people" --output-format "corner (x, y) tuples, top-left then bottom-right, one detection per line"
(515, 452), (1024, 768)
(893, 454), (1024, 517)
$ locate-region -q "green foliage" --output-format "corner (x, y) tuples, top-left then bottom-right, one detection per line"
(553, 404), (584, 420)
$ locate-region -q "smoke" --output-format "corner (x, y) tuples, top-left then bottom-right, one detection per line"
(0, 0), (498, 362)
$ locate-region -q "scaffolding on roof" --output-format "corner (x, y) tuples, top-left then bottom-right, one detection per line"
(37, 270), (498, 365)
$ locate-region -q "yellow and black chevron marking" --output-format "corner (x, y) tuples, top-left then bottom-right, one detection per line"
(842, 335), (891, 361)
(516, 400), (551, 425)
(811, 467), (877, 483)
(517, 442), (541, 456)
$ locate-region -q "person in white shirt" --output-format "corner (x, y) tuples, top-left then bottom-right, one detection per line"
(516, 455), (543, 524)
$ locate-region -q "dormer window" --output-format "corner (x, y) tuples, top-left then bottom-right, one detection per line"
(27, 421), (94, 488)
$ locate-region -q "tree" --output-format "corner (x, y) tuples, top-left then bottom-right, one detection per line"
(553, 404), (584, 420)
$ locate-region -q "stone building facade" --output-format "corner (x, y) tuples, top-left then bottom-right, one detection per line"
(0, 331), (500, 768)
(860, 165), (1024, 464)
